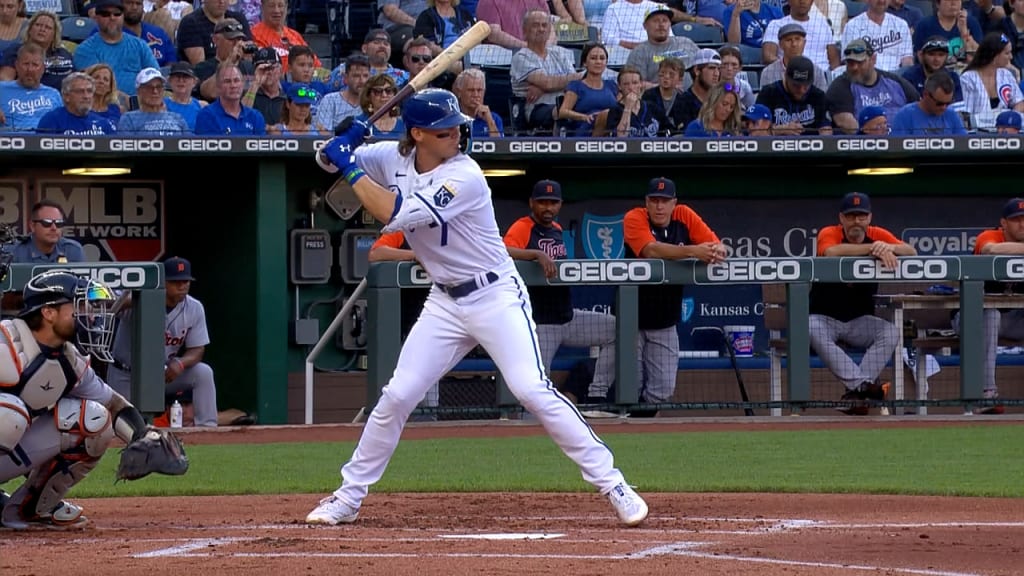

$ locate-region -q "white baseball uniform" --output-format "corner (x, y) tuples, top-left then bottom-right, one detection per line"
(327, 141), (629, 508)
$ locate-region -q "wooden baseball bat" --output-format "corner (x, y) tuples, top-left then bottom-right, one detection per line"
(366, 20), (492, 125)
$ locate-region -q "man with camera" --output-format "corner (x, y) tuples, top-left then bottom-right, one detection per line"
(196, 18), (256, 101)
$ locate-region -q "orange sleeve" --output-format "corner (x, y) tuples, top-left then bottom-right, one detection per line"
(372, 231), (405, 249)
(503, 217), (534, 248)
(815, 225), (845, 255)
(974, 229), (1005, 254)
(623, 208), (656, 256)
(673, 205), (720, 244)
(866, 226), (903, 245)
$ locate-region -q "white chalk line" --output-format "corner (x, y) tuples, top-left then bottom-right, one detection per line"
(666, 548), (984, 576)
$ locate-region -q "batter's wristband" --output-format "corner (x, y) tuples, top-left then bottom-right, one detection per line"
(344, 166), (366, 186)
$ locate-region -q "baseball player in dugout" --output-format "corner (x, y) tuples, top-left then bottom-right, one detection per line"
(0, 271), (155, 529)
(623, 177), (726, 415)
(503, 179), (617, 404)
(809, 192), (916, 415)
(106, 257), (222, 427)
(11, 199), (86, 264)
(308, 88), (648, 527)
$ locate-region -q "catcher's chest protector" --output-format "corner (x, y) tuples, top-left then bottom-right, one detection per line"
(0, 319), (87, 413)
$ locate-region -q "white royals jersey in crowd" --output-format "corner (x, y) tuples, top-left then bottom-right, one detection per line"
(841, 13), (913, 72)
(355, 141), (511, 287)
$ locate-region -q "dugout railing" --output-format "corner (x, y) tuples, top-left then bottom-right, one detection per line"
(360, 256), (1021, 418)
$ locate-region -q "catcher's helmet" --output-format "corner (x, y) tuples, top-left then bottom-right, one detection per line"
(402, 89), (473, 130)
(20, 270), (117, 362)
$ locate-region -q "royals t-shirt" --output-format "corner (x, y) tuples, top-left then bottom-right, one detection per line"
(755, 80), (831, 134)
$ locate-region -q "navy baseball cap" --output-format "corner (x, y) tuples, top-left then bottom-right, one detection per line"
(1003, 198), (1024, 219)
(840, 192), (872, 214)
(647, 177), (676, 198)
(164, 257), (195, 281)
(996, 111), (1022, 130)
(531, 179), (562, 200)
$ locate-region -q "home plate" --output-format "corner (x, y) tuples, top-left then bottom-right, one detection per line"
(439, 533), (566, 540)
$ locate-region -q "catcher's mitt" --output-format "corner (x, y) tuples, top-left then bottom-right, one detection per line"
(116, 426), (189, 481)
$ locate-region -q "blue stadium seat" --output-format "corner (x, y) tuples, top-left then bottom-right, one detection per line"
(906, 0), (934, 19)
(482, 67), (514, 131)
(671, 22), (725, 45)
(61, 15), (95, 43)
(736, 43), (763, 65)
(843, 0), (868, 19)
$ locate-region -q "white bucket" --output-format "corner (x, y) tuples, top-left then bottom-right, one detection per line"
(724, 325), (755, 357)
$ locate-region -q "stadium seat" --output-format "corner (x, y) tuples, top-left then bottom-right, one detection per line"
(742, 69), (760, 92)
(607, 44), (631, 69)
(842, 0), (868, 19)
(555, 22), (599, 47)
(292, 0), (328, 33)
(906, 0), (934, 19)
(61, 16), (96, 43)
(466, 44), (515, 68)
(327, 0), (378, 68)
(671, 22), (725, 46)
(482, 66), (514, 130)
(509, 96), (529, 136)
(736, 43), (762, 66)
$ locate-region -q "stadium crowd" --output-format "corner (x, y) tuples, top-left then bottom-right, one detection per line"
(0, 0), (1023, 136)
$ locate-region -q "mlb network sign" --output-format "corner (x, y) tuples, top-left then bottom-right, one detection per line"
(694, 258), (814, 284)
(838, 257), (961, 281)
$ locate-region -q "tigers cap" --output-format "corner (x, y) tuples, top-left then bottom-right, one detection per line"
(164, 257), (195, 281)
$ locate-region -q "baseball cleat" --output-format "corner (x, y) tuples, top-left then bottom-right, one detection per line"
(305, 496), (360, 525)
(1, 500), (88, 530)
(607, 482), (648, 527)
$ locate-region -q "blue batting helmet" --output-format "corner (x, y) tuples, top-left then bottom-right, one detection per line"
(402, 88), (473, 130)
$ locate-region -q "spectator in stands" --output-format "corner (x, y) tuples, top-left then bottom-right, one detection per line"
(756, 55), (833, 134)
(196, 18), (256, 101)
(725, 0), (784, 49)
(857, 104), (891, 133)
(842, 0), (914, 72)
(503, 179), (618, 405)
(999, 0), (1024, 72)
(996, 109), (1022, 132)
(282, 45), (331, 114)
(623, 177), (726, 413)
(244, 47), (285, 125)
(888, 0), (924, 32)
(251, 0), (320, 73)
(665, 0), (725, 26)
(759, 23), (830, 90)
(267, 83), (326, 135)
(826, 39), (920, 132)
(36, 72), (117, 134)
(814, 0), (849, 43)
(403, 36), (455, 89)
(718, 45), (755, 108)
(626, 3), (699, 86)
(85, 63), (125, 123)
(559, 42), (618, 135)
(476, 0), (549, 49)
(675, 48), (721, 130)
(194, 63), (267, 134)
(10, 199), (84, 264)
(73, 0), (159, 97)
(414, 0), (477, 53)
(810, 192), (912, 416)
(165, 61), (206, 130)
(597, 65), (673, 135)
(889, 71), (968, 132)
(510, 9), (581, 133)
(379, 0), (428, 60)
(912, 0), (982, 60)
(356, 73), (406, 138)
(123, 0), (176, 66)
(177, 0), (253, 64)
(329, 29), (410, 92)
(0, 0), (26, 57)
(315, 53), (368, 132)
(961, 31), (1024, 127)
(453, 67), (503, 137)
(0, 11), (73, 90)
(965, 0), (1006, 34)
(762, 0), (839, 71)
(143, 0), (193, 41)
(901, 36), (964, 101)
(603, 0), (674, 49)
(741, 102), (773, 134)
(118, 67), (189, 133)
(0, 44), (60, 131)
(684, 82), (743, 135)
(642, 56), (689, 131)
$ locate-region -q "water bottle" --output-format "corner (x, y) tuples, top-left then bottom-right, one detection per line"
(170, 400), (183, 429)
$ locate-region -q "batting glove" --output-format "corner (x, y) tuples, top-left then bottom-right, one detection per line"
(318, 120), (370, 182)
(382, 194), (440, 234)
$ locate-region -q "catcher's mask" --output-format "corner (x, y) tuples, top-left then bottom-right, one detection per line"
(20, 270), (117, 362)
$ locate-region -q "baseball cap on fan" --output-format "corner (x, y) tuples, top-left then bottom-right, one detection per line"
(785, 56), (814, 86)
(254, 47), (281, 67)
(742, 104), (771, 122)
(531, 179), (562, 201)
(135, 67), (164, 89)
(647, 177), (676, 198)
(840, 192), (872, 215)
(644, 3), (674, 22)
(690, 48), (722, 69)
(164, 257), (195, 282)
(214, 18), (246, 39)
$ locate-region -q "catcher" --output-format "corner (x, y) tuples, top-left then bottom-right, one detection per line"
(0, 270), (187, 530)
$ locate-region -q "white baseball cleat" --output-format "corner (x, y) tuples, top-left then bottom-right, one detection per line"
(305, 496), (360, 525)
(606, 482), (648, 527)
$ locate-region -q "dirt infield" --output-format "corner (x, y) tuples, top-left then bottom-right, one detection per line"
(2, 419), (1022, 576)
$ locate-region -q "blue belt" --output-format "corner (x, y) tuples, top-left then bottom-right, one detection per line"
(437, 271), (499, 298)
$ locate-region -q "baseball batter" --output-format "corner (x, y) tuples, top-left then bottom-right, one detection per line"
(0, 271), (154, 529)
(306, 89), (648, 527)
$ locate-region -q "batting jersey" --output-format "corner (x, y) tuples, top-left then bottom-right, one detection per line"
(503, 216), (573, 325)
(373, 231), (429, 336)
(809, 225), (903, 322)
(975, 228), (1024, 295)
(623, 204), (720, 330)
(111, 294), (210, 367)
(355, 141), (512, 287)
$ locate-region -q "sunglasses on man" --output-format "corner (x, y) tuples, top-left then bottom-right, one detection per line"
(408, 55), (433, 64)
(34, 218), (65, 228)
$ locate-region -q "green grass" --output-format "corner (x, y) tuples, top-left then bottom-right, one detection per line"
(5, 426), (1023, 498)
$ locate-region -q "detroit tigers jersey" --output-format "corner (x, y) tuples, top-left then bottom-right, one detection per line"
(355, 141), (511, 287)
(111, 295), (210, 365)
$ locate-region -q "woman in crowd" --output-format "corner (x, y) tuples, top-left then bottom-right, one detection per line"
(684, 82), (743, 137)
(85, 63), (126, 124)
(0, 0), (26, 56)
(718, 45), (755, 109)
(269, 84), (329, 135)
(0, 11), (72, 90)
(960, 32), (1024, 127)
(414, 0), (476, 52)
(251, 0), (320, 73)
(355, 74), (406, 138)
(558, 42), (618, 136)
(594, 66), (671, 137)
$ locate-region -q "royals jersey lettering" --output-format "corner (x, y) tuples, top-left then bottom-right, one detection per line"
(503, 216), (573, 325)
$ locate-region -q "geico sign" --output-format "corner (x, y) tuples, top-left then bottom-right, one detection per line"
(771, 139), (824, 152)
(63, 266), (149, 289)
(1002, 258), (1024, 279)
(178, 139), (233, 151)
(558, 261), (651, 282)
(575, 140), (627, 153)
(0, 137), (26, 150)
(41, 138), (94, 151)
(901, 138), (955, 151)
(837, 139), (889, 151)
(968, 137), (1022, 151)
(641, 140), (692, 153)
(110, 139), (164, 152)
(707, 260), (804, 281)
(509, 141), (561, 153)
(851, 259), (948, 279)
(246, 139), (299, 151)
(706, 140), (759, 153)
(409, 265), (432, 285)
(470, 140), (496, 153)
